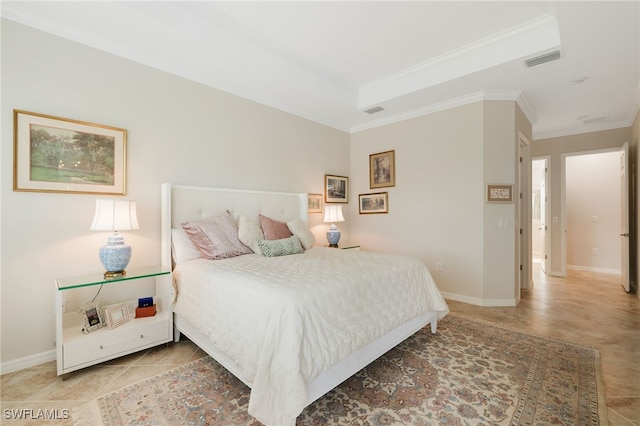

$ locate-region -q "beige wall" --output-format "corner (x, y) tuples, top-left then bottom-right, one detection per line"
(350, 100), (527, 306)
(531, 127), (633, 276)
(565, 152), (621, 272)
(1, 20), (350, 367)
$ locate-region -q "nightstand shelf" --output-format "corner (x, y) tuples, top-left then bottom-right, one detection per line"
(55, 266), (173, 375)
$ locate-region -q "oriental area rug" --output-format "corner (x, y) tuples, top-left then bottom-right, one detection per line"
(77, 314), (606, 425)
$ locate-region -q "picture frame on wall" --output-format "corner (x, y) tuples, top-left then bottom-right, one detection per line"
(79, 302), (105, 334)
(308, 193), (323, 213)
(104, 303), (130, 329)
(13, 110), (127, 195)
(359, 192), (389, 214)
(486, 184), (514, 203)
(369, 150), (395, 188)
(324, 174), (348, 203)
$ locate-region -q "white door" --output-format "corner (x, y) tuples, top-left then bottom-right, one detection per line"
(620, 142), (630, 292)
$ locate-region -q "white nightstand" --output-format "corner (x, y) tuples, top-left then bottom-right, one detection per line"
(55, 266), (173, 376)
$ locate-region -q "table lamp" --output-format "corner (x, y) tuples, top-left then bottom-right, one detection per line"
(323, 205), (344, 248)
(90, 199), (139, 277)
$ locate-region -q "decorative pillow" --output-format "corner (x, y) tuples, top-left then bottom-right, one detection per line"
(258, 235), (304, 257)
(171, 228), (202, 264)
(238, 215), (264, 255)
(259, 214), (293, 240)
(181, 212), (252, 260)
(287, 218), (315, 250)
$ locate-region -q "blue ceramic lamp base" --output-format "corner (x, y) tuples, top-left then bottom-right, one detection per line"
(99, 232), (132, 277)
(327, 224), (341, 248)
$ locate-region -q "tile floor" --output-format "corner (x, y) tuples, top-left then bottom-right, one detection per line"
(1, 265), (638, 425)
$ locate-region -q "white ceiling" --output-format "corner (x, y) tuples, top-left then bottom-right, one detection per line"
(2, 1), (639, 139)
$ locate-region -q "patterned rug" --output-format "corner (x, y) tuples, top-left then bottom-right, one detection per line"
(84, 315), (607, 425)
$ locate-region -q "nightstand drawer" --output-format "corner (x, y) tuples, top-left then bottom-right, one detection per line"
(63, 317), (170, 369)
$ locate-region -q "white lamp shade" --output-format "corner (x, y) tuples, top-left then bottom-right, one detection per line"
(90, 199), (140, 231)
(323, 205), (345, 223)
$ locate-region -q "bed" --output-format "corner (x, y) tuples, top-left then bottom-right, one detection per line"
(160, 183), (449, 426)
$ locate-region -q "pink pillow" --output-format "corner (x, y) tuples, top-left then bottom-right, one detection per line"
(259, 214), (293, 240)
(181, 212), (252, 260)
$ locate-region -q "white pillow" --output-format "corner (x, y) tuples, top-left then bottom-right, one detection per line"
(238, 215), (264, 255)
(172, 228), (201, 264)
(287, 218), (315, 250)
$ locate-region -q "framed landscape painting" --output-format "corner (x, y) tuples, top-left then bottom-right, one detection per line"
(369, 150), (395, 188)
(359, 192), (389, 214)
(324, 174), (348, 203)
(13, 110), (127, 195)
(308, 193), (323, 213)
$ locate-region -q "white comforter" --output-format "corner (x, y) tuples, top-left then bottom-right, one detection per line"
(173, 247), (449, 426)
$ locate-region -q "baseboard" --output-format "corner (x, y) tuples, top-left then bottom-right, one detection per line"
(566, 265), (622, 275)
(0, 350), (55, 375)
(441, 292), (517, 307)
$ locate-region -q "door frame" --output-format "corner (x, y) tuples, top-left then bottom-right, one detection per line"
(532, 156), (551, 274)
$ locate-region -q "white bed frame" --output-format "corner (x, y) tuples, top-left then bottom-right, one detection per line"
(160, 183), (439, 412)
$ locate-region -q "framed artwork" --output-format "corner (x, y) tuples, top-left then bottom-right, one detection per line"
(79, 302), (105, 334)
(369, 150), (395, 188)
(308, 193), (323, 213)
(104, 303), (130, 329)
(486, 184), (514, 203)
(324, 174), (348, 203)
(359, 192), (389, 214)
(13, 110), (127, 195)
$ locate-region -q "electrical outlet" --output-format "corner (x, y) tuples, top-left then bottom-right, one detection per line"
(592, 248), (598, 256)
(436, 262), (443, 271)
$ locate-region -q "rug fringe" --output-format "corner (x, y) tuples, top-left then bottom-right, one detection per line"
(72, 399), (103, 426)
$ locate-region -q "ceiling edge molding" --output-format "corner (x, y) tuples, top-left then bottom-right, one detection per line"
(357, 14), (560, 109)
(351, 90), (522, 133)
(533, 120), (633, 141)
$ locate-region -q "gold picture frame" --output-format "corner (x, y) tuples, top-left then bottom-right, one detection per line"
(308, 193), (323, 213)
(13, 110), (127, 195)
(369, 150), (395, 188)
(324, 174), (348, 203)
(486, 184), (514, 203)
(359, 192), (389, 214)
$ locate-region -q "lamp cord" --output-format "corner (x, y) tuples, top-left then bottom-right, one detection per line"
(90, 284), (104, 303)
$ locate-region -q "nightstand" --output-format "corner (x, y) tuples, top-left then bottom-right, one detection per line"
(55, 266), (173, 376)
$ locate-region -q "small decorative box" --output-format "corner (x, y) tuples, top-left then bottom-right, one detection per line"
(135, 304), (157, 318)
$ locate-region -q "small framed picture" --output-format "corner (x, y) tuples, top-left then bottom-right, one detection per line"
(325, 174), (348, 203)
(79, 302), (105, 334)
(104, 303), (130, 329)
(486, 184), (513, 203)
(359, 192), (389, 214)
(308, 193), (323, 213)
(369, 150), (395, 189)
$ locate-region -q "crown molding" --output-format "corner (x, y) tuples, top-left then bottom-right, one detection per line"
(351, 90), (525, 133)
(357, 14), (560, 109)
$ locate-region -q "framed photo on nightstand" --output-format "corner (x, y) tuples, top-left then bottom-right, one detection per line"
(79, 301), (105, 333)
(105, 303), (130, 329)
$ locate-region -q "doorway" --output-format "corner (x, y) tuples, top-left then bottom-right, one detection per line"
(562, 150), (623, 276)
(532, 157), (549, 274)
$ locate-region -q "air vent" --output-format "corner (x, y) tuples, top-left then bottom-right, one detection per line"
(524, 50), (561, 68)
(364, 106), (384, 114)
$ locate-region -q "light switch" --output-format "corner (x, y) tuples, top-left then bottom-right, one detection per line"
(499, 218), (510, 229)
(592, 216), (599, 223)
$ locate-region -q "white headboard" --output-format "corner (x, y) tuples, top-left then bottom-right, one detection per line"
(161, 183), (308, 268)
